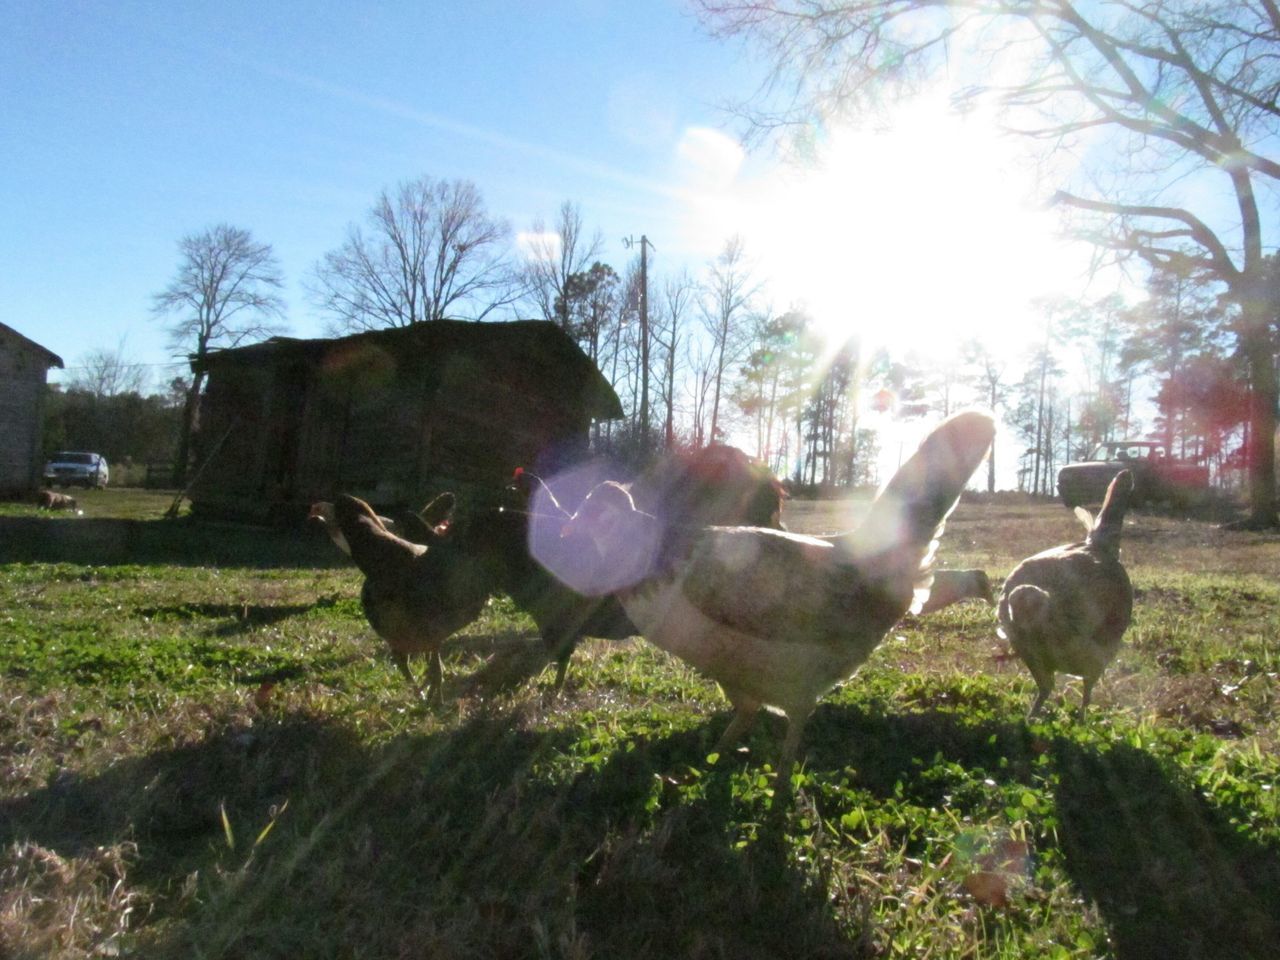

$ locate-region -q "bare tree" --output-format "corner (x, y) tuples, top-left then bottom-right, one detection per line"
(152, 224), (286, 484)
(961, 339), (1010, 492)
(69, 341), (147, 398)
(688, 338), (716, 448)
(700, 236), (760, 444)
(312, 176), (519, 331)
(1053, 293), (1130, 448)
(591, 262), (643, 450)
(523, 200), (604, 329)
(655, 270), (697, 449)
(561, 262), (621, 365)
(803, 342), (859, 486)
(733, 308), (811, 464)
(698, 0), (1280, 523)
(1021, 314), (1068, 496)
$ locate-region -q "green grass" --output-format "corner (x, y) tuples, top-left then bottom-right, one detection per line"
(0, 485), (186, 520)
(2, 497), (1279, 958)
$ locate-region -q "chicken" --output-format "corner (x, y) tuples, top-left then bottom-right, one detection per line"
(312, 446), (787, 700)
(509, 448), (787, 688)
(310, 494), (454, 557)
(632, 443), (786, 535)
(310, 501), (357, 556)
(914, 569), (995, 615)
(37, 490), (78, 511)
(312, 483), (631, 697)
(504, 468), (637, 688)
(319, 494), (489, 703)
(556, 411), (995, 772)
(997, 469), (1134, 718)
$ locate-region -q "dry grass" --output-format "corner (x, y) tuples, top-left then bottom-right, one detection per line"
(0, 840), (140, 959)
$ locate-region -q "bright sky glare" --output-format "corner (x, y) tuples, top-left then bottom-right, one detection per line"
(3, 0), (1113, 474)
(677, 99), (1102, 365)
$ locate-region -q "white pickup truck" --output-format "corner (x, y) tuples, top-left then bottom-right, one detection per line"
(43, 451), (110, 489)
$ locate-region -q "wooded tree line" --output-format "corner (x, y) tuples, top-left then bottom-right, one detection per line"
(526, 207), (1260, 500)
(693, 0), (1280, 525)
(118, 0), (1280, 516)
(139, 190), (905, 491)
(95, 174), (1261, 498)
(1003, 277), (1250, 496)
(43, 346), (186, 480)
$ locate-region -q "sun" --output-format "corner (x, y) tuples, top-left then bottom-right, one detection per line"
(678, 98), (1096, 369)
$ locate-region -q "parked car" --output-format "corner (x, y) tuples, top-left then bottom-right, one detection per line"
(1057, 441), (1208, 508)
(43, 451), (109, 489)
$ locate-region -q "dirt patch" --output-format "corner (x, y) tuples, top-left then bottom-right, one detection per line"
(784, 497), (1280, 577)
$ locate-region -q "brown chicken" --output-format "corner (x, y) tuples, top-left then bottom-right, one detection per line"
(997, 469), (1134, 718)
(310, 495), (453, 557)
(313, 446), (787, 699)
(316, 494), (484, 703)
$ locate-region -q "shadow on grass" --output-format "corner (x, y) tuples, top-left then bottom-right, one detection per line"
(0, 516), (341, 568)
(6, 694), (1277, 959)
(801, 702), (1280, 960)
(1053, 738), (1280, 960)
(0, 710), (857, 959)
(135, 596), (346, 639)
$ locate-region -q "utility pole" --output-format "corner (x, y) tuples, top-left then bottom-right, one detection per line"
(623, 234), (654, 452)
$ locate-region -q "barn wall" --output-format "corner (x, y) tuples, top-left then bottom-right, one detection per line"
(187, 359), (278, 520)
(291, 362), (351, 504)
(0, 332), (54, 497)
(293, 338), (598, 510)
(189, 322), (620, 522)
(428, 361), (589, 482)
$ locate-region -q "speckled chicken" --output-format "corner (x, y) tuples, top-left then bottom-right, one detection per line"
(519, 446), (788, 687)
(997, 469), (1134, 718)
(556, 412), (995, 772)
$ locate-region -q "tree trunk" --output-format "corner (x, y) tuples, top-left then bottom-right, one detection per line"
(173, 372), (204, 487)
(638, 238), (650, 452)
(710, 344), (726, 444)
(986, 383), (997, 492)
(1033, 358), (1047, 496)
(794, 417), (803, 486)
(1242, 298), (1278, 526)
(664, 350), (675, 450)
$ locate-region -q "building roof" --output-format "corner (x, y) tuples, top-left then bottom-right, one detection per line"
(0, 322), (64, 368)
(192, 319), (623, 420)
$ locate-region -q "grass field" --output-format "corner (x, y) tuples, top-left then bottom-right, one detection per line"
(2, 489), (1279, 958)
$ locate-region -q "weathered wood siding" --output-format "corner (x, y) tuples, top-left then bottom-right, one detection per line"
(189, 321), (621, 523)
(0, 325), (62, 497)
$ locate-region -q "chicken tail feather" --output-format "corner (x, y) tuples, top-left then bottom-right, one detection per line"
(845, 411), (995, 595)
(1085, 469), (1133, 557)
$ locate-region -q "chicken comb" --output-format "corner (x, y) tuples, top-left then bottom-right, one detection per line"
(513, 467), (525, 480)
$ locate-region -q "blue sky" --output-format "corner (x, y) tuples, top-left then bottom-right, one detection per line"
(5, 0), (1134, 497)
(3, 1), (770, 386)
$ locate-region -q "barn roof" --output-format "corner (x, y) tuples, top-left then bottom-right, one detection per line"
(192, 319), (623, 421)
(0, 322), (64, 368)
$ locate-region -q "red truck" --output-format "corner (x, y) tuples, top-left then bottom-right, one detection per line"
(1057, 441), (1210, 509)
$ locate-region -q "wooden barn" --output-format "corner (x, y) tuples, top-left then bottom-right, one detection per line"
(0, 323), (64, 499)
(188, 320), (623, 522)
